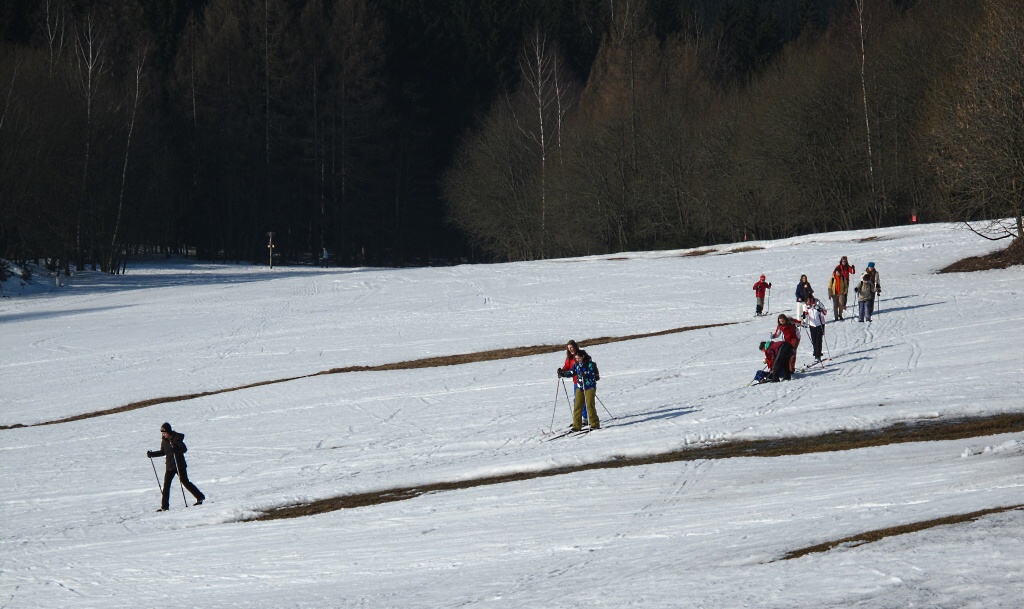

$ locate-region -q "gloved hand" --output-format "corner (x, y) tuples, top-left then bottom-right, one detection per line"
(146, 451), (156, 458)
(556, 368), (564, 378)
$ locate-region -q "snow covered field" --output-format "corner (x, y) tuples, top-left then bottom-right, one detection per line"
(1, 223), (1022, 608)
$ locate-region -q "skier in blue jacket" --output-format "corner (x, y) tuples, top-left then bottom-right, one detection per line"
(557, 350), (600, 431)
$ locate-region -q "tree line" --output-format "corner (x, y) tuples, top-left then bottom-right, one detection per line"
(445, 0), (1023, 260)
(1, 0), (1020, 273)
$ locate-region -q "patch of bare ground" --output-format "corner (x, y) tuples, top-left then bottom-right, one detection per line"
(729, 245), (764, 253)
(681, 248), (717, 257)
(858, 235), (883, 242)
(242, 412), (1024, 522)
(0, 323), (736, 429)
(939, 238), (1024, 273)
(781, 504), (1024, 561)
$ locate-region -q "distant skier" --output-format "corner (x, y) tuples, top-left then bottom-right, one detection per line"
(557, 349), (600, 431)
(832, 256), (856, 318)
(759, 340), (793, 382)
(752, 275), (772, 316)
(772, 314), (800, 375)
(147, 422), (205, 511)
(855, 262), (881, 322)
(801, 295), (828, 362)
(794, 274), (814, 319)
(320, 247), (329, 268)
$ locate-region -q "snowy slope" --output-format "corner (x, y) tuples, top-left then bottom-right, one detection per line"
(1, 223), (1022, 608)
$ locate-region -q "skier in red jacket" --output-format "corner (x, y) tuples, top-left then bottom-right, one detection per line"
(772, 314), (800, 374)
(759, 340), (793, 382)
(752, 275), (772, 316)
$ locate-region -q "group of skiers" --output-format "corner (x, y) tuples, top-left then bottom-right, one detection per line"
(753, 256), (882, 383)
(146, 255), (886, 510)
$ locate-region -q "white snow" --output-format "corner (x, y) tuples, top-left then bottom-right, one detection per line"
(1, 223), (1022, 608)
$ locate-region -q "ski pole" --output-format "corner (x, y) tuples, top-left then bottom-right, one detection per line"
(595, 394), (616, 420)
(549, 377), (561, 431)
(560, 378), (575, 427)
(560, 378), (573, 412)
(149, 456), (162, 493)
(765, 287), (771, 316)
(171, 450), (188, 508)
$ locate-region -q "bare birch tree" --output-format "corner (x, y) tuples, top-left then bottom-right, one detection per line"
(72, 12), (106, 271)
(107, 46), (147, 273)
(854, 0), (880, 227)
(512, 24), (578, 258)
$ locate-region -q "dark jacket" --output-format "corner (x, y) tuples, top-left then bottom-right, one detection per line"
(149, 432), (188, 472)
(795, 281), (814, 302)
(560, 357), (599, 390)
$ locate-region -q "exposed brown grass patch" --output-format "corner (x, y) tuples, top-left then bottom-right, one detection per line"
(729, 245), (764, 253)
(242, 411), (1024, 522)
(681, 249), (717, 257)
(781, 504), (1024, 560)
(858, 236), (882, 242)
(939, 238), (1024, 273)
(0, 322), (736, 430)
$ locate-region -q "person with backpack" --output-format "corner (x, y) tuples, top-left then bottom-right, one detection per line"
(752, 275), (772, 316)
(147, 422), (205, 511)
(759, 340), (793, 382)
(557, 349), (600, 431)
(801, 295), (828, 362)
(795, 275), (814, 319)
(855, 262), (882, 322)
(832, 256), (856, 319)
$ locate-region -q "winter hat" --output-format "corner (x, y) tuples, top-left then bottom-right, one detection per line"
(760, 275), (765, 280)
(160, 422), (172, 433)
(759, 341), (770, 351)
(867, 262), (875, 268)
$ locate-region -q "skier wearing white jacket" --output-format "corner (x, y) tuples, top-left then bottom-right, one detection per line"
(801, 295), (828, 362)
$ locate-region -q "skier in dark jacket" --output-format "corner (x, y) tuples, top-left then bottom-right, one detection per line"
(557, 349), (600, 431)
(147, 422), (205, 510)
(795, 275), (814, 319)
(759, 340), (793, 382)
(559, 340), (589, 425)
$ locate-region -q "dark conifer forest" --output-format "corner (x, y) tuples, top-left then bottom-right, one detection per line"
(1, 0), (1021, 270)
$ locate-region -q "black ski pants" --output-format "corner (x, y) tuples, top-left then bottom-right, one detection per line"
(771, 342), (794, 381)
(162, 466), (204, 509)
(809, 326), (824, 360)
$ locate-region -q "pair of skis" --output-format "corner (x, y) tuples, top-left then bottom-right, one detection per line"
(542, 427), (593, 441)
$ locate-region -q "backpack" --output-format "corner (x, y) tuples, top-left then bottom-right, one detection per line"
(592, 360), (600, 382)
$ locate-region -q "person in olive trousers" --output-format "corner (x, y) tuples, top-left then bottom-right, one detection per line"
(147, 422), (205, 511)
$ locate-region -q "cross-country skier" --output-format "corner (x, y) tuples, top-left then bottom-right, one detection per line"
(759, 340), (793, 382)
(559, 340), (587, 425)
(795, 275), (814, 319)
(147, 422), (205, 511)
(832, 256), (856, 319)
(772, 314), (800, 375)
(557, 349), (600, 431)
(801, 295), (828, 362)
(855, 262), (882, 322)
(752, 275), (772, 316)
